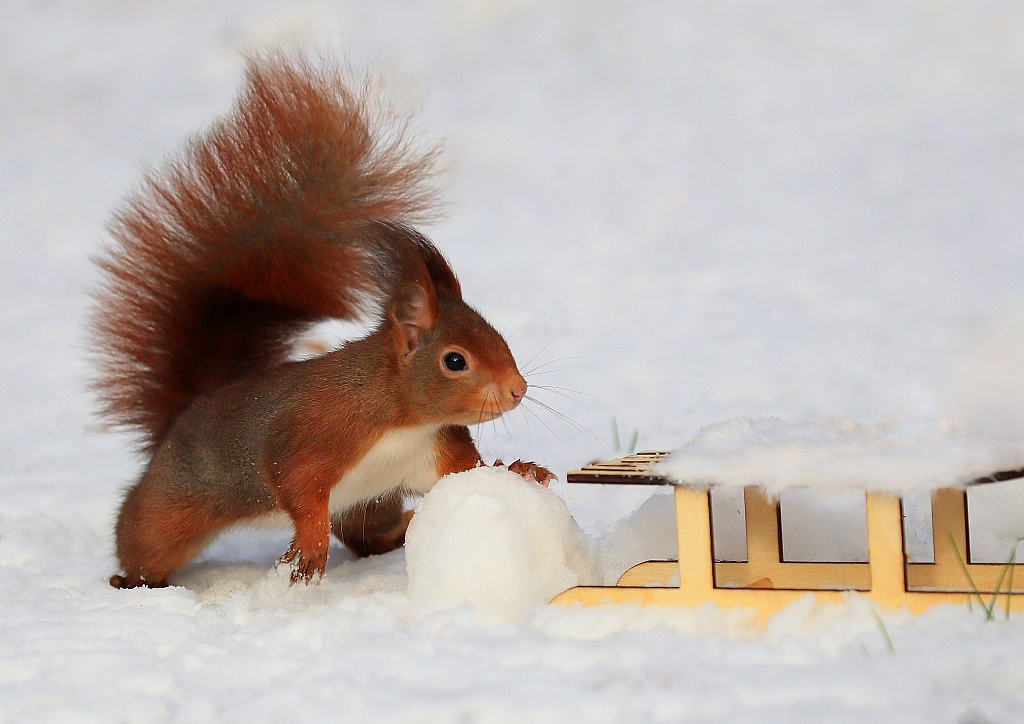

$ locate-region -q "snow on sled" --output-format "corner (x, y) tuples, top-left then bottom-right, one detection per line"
(552, 418), (1024, 623)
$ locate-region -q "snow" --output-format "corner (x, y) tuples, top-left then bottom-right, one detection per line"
(656, 417), (1024, 563)
(4, 1), (1024, 721)
(657, 416), (1024, 495)
(406, 466), (597, 613)
(594, 492), (679, 586)
(404, 469), (678, 600)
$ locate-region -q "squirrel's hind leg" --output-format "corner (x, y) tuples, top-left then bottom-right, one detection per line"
(111, 476), (236, 589)
(332, 494), (413, 558)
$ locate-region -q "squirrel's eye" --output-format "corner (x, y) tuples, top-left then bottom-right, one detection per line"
(443, 352), (468, 372)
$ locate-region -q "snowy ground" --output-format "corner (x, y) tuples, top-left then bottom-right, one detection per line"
(3, 1), (1024, 721)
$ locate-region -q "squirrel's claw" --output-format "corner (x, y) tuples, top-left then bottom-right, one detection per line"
(501, 459), (557, 487)
(277, 545), (326, 586)
(109, 573), (169, 589)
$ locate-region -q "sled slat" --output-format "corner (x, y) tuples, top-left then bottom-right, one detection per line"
(566, 450), (671, 485)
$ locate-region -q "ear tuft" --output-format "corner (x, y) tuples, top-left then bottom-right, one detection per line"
(395, 283), (435, 354)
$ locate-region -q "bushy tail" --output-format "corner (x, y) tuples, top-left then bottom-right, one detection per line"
(90, 51), (443, 451)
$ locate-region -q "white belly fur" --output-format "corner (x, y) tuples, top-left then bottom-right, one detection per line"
(327, 424), (442, 514)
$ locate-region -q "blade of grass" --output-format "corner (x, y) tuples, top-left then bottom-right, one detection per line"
(611, 418), (620, 452)
(627, 427), (639, 455)
(949, 533), (989, 618)
(983, 550), (1012, 620)
(1005, 542), (1019, 620)
(870, 606), (895, 654)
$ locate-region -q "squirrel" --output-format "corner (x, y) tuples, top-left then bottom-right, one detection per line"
(91, 51), (553, 589)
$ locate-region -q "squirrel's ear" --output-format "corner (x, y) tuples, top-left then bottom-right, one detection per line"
(394, 282), (436, 355)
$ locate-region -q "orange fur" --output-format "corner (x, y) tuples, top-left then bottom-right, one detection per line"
(91, 51), (442, 451)
(94, 51), (541, 589)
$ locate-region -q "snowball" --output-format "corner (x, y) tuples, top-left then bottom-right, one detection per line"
(657, 417), (1024, 497)
(405, 467), (597, 611)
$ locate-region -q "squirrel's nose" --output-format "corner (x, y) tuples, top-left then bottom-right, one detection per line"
(510, 380), (527, 404)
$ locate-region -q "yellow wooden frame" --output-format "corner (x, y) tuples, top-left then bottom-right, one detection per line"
(552, 454), (1024, 624)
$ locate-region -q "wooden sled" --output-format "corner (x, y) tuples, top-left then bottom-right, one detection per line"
(552, 451), (1024, 623)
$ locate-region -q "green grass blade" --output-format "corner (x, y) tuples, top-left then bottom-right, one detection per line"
(948, 533), (989, 618)
(870, 606), (895, 654)
(984, 551), (1011, 620)
(627, 428), (639, 455)
(1005, 543), (1018, 620)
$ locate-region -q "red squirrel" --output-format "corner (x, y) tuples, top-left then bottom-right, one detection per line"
(91, 51), (553, 589)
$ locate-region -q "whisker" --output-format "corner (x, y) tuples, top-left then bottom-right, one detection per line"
(499, 405), (513, 438)
(519, 405), (535, 447)
(520, 402), (571, 451)
(473, 394), (489, 437)
(501, 309), (529, 339)
(514, 336), (548, 368)
(525, 366), (586, 377)
(529, 385), (605, 413)
(525, 395), (602, 441)
(530, 385), (608, 404)
(522, 356), (593, 376)
(505, 317), (536, 345)
(501, 315), (513, 338)
(519, 338), (553, 372)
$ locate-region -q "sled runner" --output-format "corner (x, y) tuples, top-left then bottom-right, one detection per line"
(552, 451), (1024, 622)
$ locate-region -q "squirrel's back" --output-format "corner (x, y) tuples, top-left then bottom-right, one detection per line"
(90, 51), (443, 451)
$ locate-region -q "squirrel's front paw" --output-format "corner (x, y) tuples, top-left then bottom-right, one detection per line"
(276, 544), (327, 585)
(502, 459), (557, 487)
